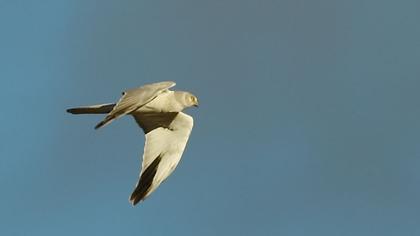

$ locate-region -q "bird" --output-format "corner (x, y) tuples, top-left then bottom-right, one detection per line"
(67, 81), (198, 205)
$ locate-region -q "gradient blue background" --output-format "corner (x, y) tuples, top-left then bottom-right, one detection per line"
(1, 0), (420, 235)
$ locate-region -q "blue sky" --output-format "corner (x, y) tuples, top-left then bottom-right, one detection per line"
(1, 0), (420, 235)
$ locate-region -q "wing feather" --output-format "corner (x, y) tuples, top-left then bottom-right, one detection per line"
(95, 81), (175, 129)
(132, 112), (179, 134)
(129, 112), (193, 205)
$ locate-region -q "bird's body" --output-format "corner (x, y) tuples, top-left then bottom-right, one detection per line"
(136, 90), (194, 113)
(67, 81), (198, 205)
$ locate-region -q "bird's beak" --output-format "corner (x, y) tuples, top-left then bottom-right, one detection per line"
(194, 101), (199, 107)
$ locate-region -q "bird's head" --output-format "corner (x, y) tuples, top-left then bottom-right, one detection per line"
(174, 91), (199, 110)
(187, 93), (199, 107)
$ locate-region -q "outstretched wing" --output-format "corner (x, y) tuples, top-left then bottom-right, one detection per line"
(95, 81), (176, 129)
(129, 112), (194, 205)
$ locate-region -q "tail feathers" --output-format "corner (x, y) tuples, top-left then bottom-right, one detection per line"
(67, 103), (116, 130)
(67, 103), (115, 114)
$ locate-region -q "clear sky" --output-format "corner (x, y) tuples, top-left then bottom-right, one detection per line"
(1, 0), (420, 235)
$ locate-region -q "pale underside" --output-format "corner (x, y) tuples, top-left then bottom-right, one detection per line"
(130, 111), (193, 204)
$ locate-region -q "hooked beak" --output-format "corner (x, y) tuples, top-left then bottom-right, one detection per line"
(194, 100), (199, 107)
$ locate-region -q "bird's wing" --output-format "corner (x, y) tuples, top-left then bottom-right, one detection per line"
(95, 81), (176, 129)
(129, 112), (194, 205)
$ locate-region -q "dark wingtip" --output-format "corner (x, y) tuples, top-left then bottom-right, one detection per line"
(95, 116), (114, 130)
(129, 189), (145, 206)
(67, 108), (76, 114)
(130, 196), (142, 206)
(129, 155), (162, 206)
(94, 121), (104, 130)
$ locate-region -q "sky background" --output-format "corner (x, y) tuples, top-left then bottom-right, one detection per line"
(1, 0), (420, 235)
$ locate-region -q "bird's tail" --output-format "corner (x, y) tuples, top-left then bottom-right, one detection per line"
(66, 103), (115, 115)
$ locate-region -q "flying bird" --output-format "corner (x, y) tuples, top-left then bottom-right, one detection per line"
(67, 81), (198, 205)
